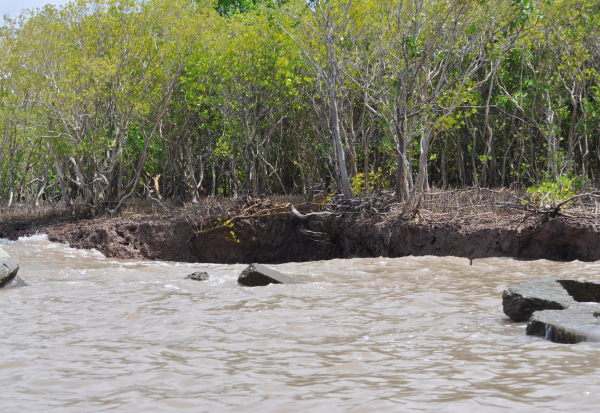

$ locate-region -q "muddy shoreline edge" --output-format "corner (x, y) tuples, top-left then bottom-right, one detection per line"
(0, 214), (599, 263)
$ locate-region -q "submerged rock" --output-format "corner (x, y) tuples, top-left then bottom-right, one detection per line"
(186, 271), (209, 281)
(238, 263), (305, 287)
(0, 247), (24, 289)
(503, 277), (600, 343)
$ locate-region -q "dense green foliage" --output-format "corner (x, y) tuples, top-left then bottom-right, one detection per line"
(0, 0), (598, 210)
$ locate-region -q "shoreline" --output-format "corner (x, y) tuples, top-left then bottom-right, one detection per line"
(1, 212), (599, 263)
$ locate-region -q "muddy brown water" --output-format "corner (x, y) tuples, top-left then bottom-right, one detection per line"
(2, 235), (600, 412)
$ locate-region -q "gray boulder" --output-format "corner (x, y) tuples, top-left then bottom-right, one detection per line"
(527, 307), (600, 344)
(238, 263), (305, 287)
(186, 271), (209, 281)
(2, 274), (26, 288)
(502, 277), (573, 322)
(0, 247), (24, 289)
(503, 277), (600, 343)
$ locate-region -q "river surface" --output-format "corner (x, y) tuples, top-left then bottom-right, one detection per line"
(2, 235), (600, 412)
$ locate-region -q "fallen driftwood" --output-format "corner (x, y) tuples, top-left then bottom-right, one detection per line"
(238, 263), (305, 287)
(0, 247), (25, 289)
(503, 277), (600, 343)
(288, 204), (335, 219)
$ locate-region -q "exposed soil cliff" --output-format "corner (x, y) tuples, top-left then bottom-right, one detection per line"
(1, 212), (599, 263)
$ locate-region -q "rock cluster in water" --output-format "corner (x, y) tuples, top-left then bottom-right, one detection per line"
(0, 247), (25, 288)
(503, 277), (600, 343)
(238, 263), (305, 287)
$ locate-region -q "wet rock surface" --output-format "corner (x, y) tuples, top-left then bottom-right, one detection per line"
(2, 274), (26, 288)
(186, 271), (209, 281)
(527, 308), (600, 344)
(0, 248), (24, 289)
(502, 277), (573, 322)
(503, 277), (600, 343)
(238, 263), (304, 287)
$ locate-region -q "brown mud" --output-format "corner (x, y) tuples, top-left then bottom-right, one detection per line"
(1, 211), (599, 263)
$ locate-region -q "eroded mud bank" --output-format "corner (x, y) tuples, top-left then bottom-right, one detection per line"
(1, 213), (599, 263)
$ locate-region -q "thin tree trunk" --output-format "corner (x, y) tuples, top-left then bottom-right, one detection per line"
(394, 116), (409, 202)
(441, 137), (448, 190)
(329, 81), (352, 198)
(595, 130), (600, 188)
(49, 143), (71, 208)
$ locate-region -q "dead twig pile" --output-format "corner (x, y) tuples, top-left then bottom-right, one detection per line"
(325, 193), (396, 215)
(385, 187), (600, 225)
